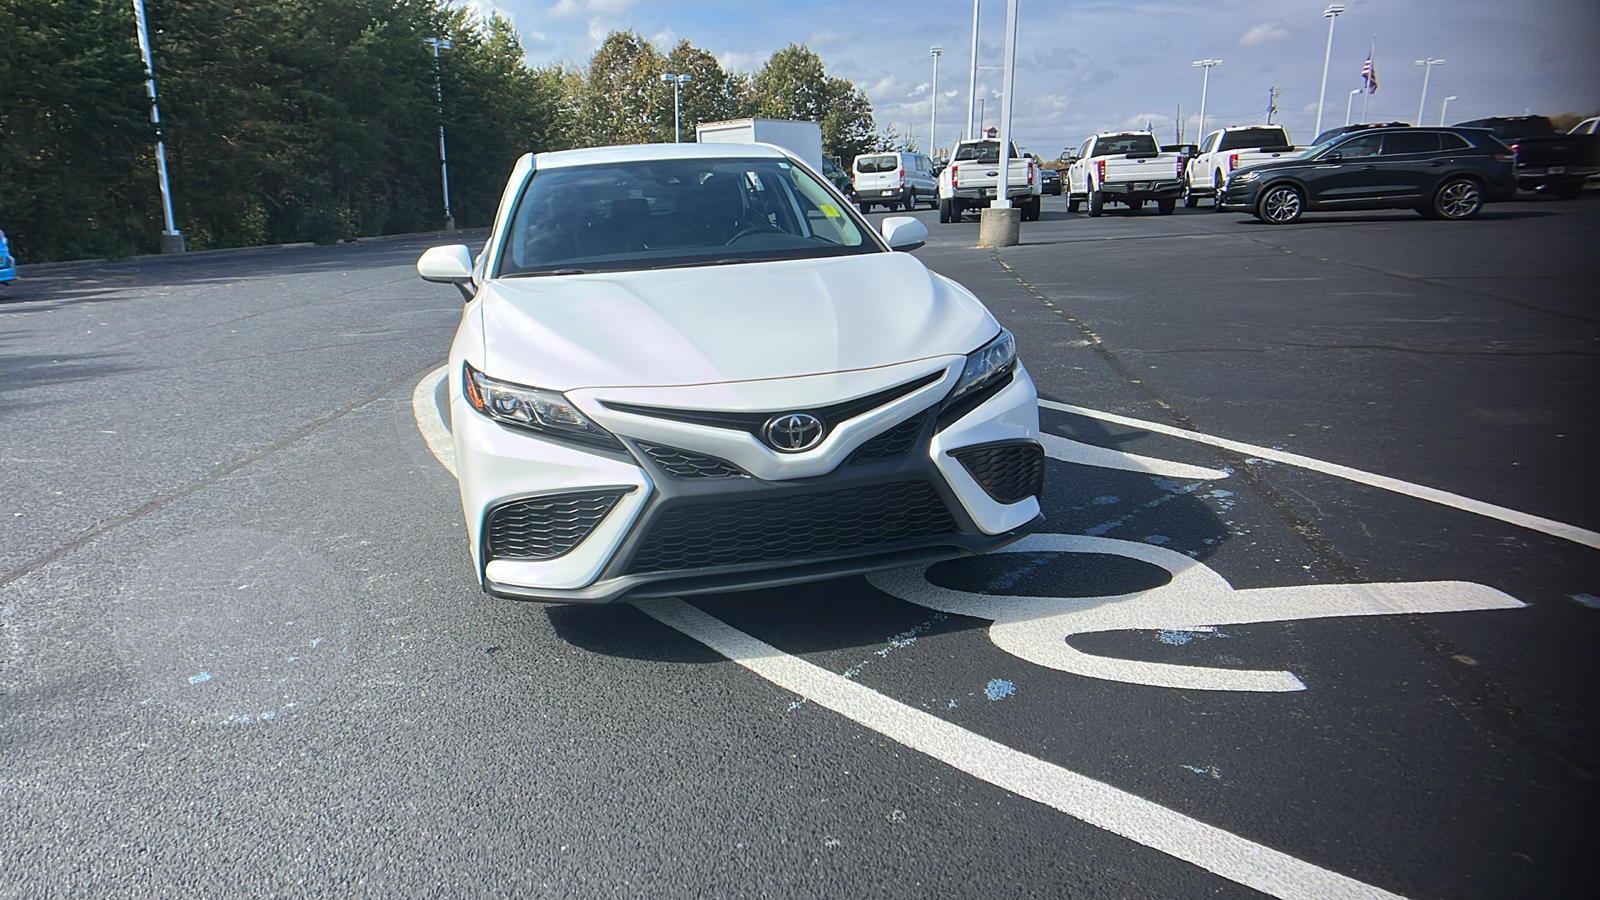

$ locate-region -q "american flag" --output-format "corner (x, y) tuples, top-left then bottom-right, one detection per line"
(1361, 53), (1379, 93)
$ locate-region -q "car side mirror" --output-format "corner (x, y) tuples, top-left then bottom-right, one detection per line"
(880, 216), (928, 252)
(417, 244), (475, 301)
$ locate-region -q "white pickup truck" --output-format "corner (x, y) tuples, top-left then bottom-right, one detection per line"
(1183, 125), (1297, 207)
(937, 138), (1041, 223)
(1065, 132), (1184, 216)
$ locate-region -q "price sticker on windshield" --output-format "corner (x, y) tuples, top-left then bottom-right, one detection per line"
(820, 204), (841, 217)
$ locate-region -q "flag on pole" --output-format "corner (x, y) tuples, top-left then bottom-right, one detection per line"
(1361, 53), (1379, 93)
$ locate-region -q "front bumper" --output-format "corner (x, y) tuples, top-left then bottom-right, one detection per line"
(1218, 179), (1263, 210)
(456, 361), (1045, 604)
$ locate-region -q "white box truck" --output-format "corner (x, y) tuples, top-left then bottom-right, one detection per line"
(696, 118), (825, 172)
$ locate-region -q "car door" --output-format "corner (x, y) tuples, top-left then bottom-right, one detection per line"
(1190, 132), (1219, 187)
(1302, 132), (1387, 205)
(1070, 140), (1092, 193)
(1373, 130), (1445, 200)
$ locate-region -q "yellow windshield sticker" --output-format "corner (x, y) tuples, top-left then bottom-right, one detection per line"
(821, 204), (841, 217)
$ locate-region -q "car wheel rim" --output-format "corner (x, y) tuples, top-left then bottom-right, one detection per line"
(1439, 182), (1480, 218)
(1263, 188), (1300, 222)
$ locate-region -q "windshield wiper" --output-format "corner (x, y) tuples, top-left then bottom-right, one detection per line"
(510, 268), (594, 278)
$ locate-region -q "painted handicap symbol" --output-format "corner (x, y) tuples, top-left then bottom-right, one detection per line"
(870, 533), (1524, 691)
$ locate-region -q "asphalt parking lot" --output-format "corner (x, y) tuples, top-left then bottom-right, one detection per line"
(3, 193), (1597, 898)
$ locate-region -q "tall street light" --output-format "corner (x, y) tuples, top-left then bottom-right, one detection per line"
(1192, 60), (1222, 142)
(1439, 95), (1457, 126)
(929, 46), (943, 157)
(1414, 58), (1445, 125)
(662, 72), (692, 142)
(132, 0), (183, 253)
(1345, 87), (1361, 127)
(425, 37), (454, 230)
(967, 0), (980, 138)
(1313, 4), (1346, 141)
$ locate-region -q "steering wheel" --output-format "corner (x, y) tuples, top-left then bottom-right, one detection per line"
(724, 222), (784, 244)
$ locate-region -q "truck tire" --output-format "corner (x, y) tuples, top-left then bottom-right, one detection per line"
(1067, 194), (1081, 213)
(1087, 186), (1103, 218)
(1128, 198), (1144, 212)
(939, 198), (953, 223)
(1552, 182), (1583, 201)
(1211, 172), (1226, 210)
(859, 201), (872, 214)
(1023, 196), (1041, 221)
(1183, 183), (1198, 208)
(906, 188), (917, 210)
(1157, 198), (1176, 216)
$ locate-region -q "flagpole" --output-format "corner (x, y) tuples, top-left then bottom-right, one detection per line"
(1361, 36), (1374, 123)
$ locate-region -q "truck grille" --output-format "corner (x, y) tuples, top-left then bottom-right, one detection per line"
(485, 490), (628, 560)
(627, 480), (957, 574)
(950, 442), (1044, 505)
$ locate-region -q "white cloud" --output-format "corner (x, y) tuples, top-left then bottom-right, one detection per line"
(547, 0), (642, 19)
(1238, 22), (1289, 46)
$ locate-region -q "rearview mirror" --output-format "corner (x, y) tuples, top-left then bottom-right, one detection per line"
(880, 216), (927, 251)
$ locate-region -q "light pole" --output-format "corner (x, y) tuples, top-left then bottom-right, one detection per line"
(1345, 87), (1361, 127)
(1414, 58), (1444, 125)
(929, 46), (943, 156)
(662, 72), (692, 142)
(967, 0), (980, 138)
(1439, 95), (1457, 126)
(1313, 4), (1346, 141)
(132, 0), (183, 253)
(1192, 60), (1222, 142)
(425, 37), (454, 230)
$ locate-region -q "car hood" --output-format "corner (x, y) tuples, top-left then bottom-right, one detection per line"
(477, 253), (997, 391)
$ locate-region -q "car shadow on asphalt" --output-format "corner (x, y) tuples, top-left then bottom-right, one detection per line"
(548, 413), (1232, 664)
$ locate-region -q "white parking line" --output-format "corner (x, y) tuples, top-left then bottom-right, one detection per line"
(637, 597), (1407, 900)
(1038, 399), (1600, 551)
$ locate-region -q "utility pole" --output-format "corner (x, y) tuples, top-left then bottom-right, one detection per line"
(132, 0), (183, 253)
(1267, 86), (1282, 125)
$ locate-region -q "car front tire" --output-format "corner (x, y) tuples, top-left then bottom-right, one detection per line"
(1258, 183), (1304, 224)
(1067, 193), (1081, 213)
(1430, 178), (1484, 220)
(1183, 183), (1198, 208)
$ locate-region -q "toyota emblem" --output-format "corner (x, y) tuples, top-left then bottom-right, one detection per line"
(763, 413), (824, 452)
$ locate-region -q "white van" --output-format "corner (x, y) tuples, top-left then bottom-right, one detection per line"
(852, 151), (939, 213)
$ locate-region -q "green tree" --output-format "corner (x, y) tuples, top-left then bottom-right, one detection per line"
(0, 0), (155, 262)
(569, 30), (666, 147)
(660, 39), (749, 141)
(750, 44), (876, 162)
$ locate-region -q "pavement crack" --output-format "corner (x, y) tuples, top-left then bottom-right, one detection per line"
(990, 248), (1597, 782)
(0, 358), (446, 593)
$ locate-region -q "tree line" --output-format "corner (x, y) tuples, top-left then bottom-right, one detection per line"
(0, 0), (886, 264)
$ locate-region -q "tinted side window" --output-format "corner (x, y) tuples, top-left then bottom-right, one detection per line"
(1330, 134), (1384, 158)
(1200, 133), (1219, 153)
(1439, 132), (1472, 150)
(1381, 132), (1442, 155)
(1218, 128), (1291, 152)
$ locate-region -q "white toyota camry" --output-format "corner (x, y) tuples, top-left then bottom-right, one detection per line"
(417, 142), (1043, 603)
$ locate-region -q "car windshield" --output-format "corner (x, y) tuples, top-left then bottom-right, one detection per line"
(498, 156), (876, 277)
(1091, 135), (1159, 156)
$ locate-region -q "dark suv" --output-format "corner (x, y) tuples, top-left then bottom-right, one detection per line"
(1218, 126), (1517, 224)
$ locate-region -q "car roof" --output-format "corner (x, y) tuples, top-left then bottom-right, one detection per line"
(533, 141), (788, 170)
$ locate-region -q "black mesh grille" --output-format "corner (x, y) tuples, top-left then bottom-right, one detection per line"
(627, 481), (958, 573)
(951, 442), (1045, 505)
(486, 490), (627, 560)
(637, 443), (748, 479)
(848, 414), (927, 465)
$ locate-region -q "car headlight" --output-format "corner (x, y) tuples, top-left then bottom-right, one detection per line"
(1235, 169), (1262, 183)
(947, 328), (1017, 406)
(462, 361), (623, 450)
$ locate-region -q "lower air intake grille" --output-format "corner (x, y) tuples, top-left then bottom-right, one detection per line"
(486, 490), (627, 560)
(627, 480), (957, 573)
(950, 442), (1045, 504)
(848, 414), (927, 465)
(637, 443), (748, 479)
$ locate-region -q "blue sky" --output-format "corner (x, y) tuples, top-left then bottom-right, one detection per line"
(461, 0), (1600, 155)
